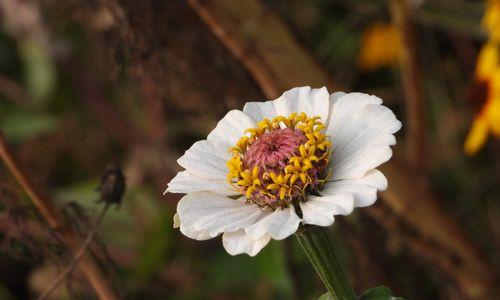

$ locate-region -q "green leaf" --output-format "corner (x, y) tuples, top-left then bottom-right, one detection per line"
(206, 241), (293, 297)
(318, 291), (334, 300)
(1, 110), (59, 141)
(359, 286), (404, 300)
(134, 211), (173, 280)
(316, 286), (405, 300)
(19, 39), (56, 105)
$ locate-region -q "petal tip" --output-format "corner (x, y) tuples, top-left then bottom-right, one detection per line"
(173, 213), (181, 228)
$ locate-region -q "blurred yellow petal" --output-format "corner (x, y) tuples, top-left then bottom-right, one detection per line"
(475, 42), (500, 78)
(358, 23), (401, 71)
(482, 0), (500, 42)
(486, 98), (500, 135)
(464, 116), (490, 155)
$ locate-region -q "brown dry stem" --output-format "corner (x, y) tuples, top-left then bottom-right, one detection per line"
(0, 130), (119, 300)
(37, 203), (111, 300)
(186, 0), (337, 98)
(389, 0), (427, 169)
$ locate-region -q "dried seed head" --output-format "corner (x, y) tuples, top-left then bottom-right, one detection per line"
(98, 164), (126, 206)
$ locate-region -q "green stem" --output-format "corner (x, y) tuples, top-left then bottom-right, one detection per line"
(295, 225), (357, 300)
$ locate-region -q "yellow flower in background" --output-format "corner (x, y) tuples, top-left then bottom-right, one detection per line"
(483, 0), (500, 42)
(464, 1), (500, 155)
(358, 23), (402, 71)
(464, 42), (500, 155)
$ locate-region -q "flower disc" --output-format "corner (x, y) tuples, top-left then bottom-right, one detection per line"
(227, 112), (331, 209)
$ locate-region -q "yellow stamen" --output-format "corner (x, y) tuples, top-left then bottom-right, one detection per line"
(226, 112), (332, 208)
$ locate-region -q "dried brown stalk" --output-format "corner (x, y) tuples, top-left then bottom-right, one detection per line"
(0, 130), (120, 300)
(389, 0), (427, 169)
(37, 203), (111, 300)
(186, 1), (496, 298)
(377, 162), (495, 298)
(186, 0), (336, 98)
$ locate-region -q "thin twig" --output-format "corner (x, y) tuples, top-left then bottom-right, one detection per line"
(0, 131), (63, 228)
(37, 203), (111, 300)
(389, 0), (427, 169)
(0, 130), (119, 300)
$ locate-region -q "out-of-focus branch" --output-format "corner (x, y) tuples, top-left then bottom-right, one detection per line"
(366, 204), (474, 292)
(187, 1), (496, 298)
(376, 162), (495, 298)
(0, 131), (119, 300)
(0, 132), (62, 229)
(389, 0), (427, 169)
(186, 0), (336, 98)
(0, 73), (26, 104)
(37, 203), (111, 300)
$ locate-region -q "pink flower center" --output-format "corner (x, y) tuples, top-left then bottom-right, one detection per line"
(243, 128), (306, 172)
(226, 113), (332, 209)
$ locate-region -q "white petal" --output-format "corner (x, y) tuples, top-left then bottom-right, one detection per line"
(207, 110), (256, 147)
(177, 222), (212, 241)
(177, 140), (230, 180)
(326, 93), (402, 180)
(177, 192), (263, 240)
(243, 86), (331, 123)
(330, 91), (346, 105)
(222, 230), (271, 256)
(245, 206), (301, 240)
(300, 194), (354, 227)
(322, 169), (387, 207)
(173, 213), (180, 228)
(273, 86), (330, 123)
(243, 100), (278, 122)
(326, 91), (346, 127)
(166, 170), (238, 196)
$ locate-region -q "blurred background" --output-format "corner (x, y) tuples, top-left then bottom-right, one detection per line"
(0, 0), (499, 299)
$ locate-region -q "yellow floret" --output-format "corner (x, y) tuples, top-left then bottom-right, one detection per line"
(226, 112), (332, 208)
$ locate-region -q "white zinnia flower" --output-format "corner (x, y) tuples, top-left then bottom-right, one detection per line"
(166, 86), (401, 256)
